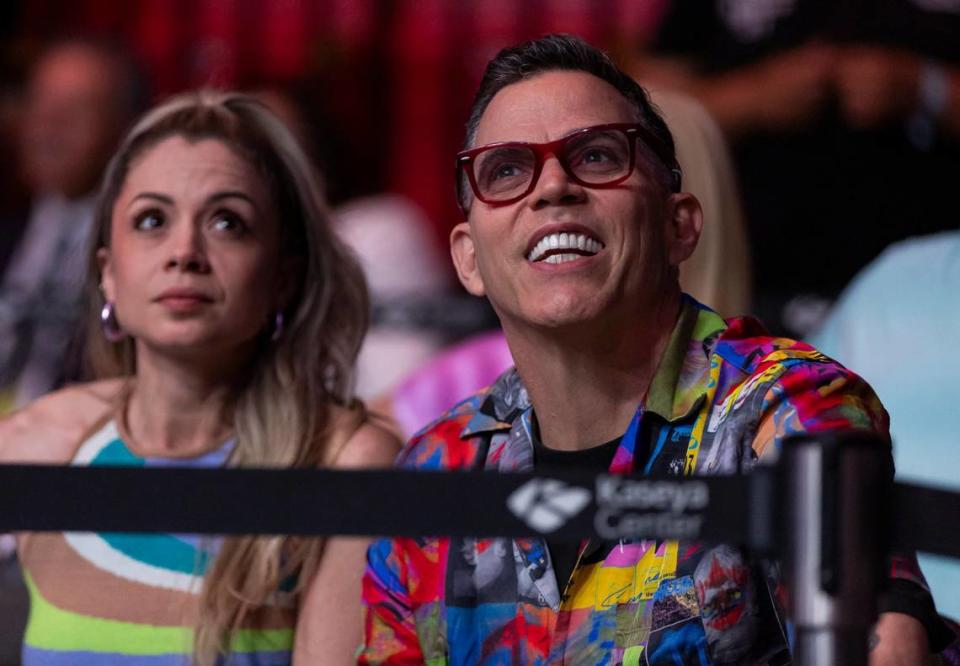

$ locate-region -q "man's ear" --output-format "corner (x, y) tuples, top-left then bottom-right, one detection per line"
(664, 192), (703, 267)
(450, 221), (486, 297)
(97, 247), (116, 302)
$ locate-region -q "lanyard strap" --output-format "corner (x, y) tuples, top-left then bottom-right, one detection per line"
(684, 355), (723, 476)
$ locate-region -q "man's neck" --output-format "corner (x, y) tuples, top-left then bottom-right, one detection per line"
(504, 293), (682, 452)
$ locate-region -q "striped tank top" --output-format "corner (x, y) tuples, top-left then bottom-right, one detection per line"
(17, 419), (296, 665)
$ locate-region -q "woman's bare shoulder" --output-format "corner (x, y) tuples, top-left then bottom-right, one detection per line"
(0, 379), (125, 463)
(330, 418), (401, 470)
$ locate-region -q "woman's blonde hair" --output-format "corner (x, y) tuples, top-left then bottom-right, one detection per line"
(85, 90), (369, 664)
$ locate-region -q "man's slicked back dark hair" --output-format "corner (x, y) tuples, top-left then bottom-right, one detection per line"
(464, 33), (676, 160)
(459, 34), (678, 210)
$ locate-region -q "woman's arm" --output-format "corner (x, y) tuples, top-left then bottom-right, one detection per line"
(0, 380), (120, 558)
(0, 380), (121, 464)
(293, 422), (401, 666)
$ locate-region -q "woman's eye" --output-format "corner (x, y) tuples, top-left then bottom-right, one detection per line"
(134, 210), (165, 231)
(211, 211), (247, 235)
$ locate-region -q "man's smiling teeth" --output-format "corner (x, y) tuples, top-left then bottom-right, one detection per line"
(527, 233), (604, 262)
(543, 253), (584, 264)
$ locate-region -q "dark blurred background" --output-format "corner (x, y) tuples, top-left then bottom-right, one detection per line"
(0, 1), (958, 660)
(0, 0), (667, 251)
(1, 0), (958, 326)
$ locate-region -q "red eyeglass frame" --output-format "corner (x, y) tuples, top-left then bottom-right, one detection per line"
(455, 122), (681, 214)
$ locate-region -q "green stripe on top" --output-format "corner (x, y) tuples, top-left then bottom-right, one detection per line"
(23, 571), (294, 654)
(23, 571), (191, 654)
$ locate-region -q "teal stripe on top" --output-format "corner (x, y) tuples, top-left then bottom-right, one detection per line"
(88, 434), (223, 575)
(98, 532), (213, 576)
(93, 438), (146, 467)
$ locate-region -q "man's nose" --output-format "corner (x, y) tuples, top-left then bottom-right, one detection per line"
(166, 223), (210, 273)
(530, 155), (586, 209)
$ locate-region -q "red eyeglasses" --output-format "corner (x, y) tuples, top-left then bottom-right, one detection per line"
(456, 122), (681, 213)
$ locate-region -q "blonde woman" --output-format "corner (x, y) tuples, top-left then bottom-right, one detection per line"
(0, 91), (399, 664)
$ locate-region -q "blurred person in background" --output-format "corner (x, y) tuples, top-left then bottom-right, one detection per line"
(0, 39), (147, 413)
(629, 0), (960, 336)
(249, 84), (351, 205)
(334, 194), (457, 400)
(0, 90), (399, 665)
(811, 229), (960, 621)
(0, 45), (30, 268)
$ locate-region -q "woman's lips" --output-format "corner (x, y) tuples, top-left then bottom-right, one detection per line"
(155, 289), (214, 312)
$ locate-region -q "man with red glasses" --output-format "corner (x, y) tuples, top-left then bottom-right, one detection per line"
(360, 35), (950, 664)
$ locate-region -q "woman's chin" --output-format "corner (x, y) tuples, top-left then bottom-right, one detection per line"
(134, 330), (260, 362)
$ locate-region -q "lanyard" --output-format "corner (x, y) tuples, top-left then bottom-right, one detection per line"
(618, 353), (722, 478)
(684, 355), (722, 476)
(573, 355), (724, 607)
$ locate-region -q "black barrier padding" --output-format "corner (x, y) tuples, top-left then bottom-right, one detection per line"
(747, 465), (779, 556)
(0, 465), (750, 544)
(891, 482), (960, 560)
(2, 465), (959, 561)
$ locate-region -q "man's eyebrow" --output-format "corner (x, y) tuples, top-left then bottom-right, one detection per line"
(476, 127), (595, 147)
(560, 125), (596, 139)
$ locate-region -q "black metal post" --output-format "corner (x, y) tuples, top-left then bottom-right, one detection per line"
(782, 432), (889, 666)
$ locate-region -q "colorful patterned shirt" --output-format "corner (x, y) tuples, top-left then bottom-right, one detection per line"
(360, 297), (933, 665)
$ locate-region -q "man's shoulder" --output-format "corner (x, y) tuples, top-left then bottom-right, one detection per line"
(681, 297), (839, 382)
(711, 316), (886, 440)
(714, 315), (841, 375)
(396, 382), (500, 472)
(711, 315), (876, 414)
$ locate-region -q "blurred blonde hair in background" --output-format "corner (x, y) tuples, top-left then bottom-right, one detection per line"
(651, 89), (751, 317)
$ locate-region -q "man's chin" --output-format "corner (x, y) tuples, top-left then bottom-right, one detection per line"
(490, 288), (623, 335)
(516, 305), (608, 332)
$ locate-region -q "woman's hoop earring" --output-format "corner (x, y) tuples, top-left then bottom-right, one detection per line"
(271, 311), (285, 342)
(100, 301), (127, 343)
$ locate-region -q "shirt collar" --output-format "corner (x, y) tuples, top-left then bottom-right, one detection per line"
(645, 295), (727, 423)
(460, 295), (728, 437)
(461, 368), (529, 437)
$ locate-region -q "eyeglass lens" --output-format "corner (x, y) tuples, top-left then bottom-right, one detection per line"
(472, 128), (632, 202)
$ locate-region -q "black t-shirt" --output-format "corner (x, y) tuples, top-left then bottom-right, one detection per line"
(532, 434), (621, 593)
(529, 407), (954, 651)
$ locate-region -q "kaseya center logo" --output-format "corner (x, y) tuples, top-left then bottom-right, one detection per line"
(507, 475), (711, 539)
(507, 479), (592, 533)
